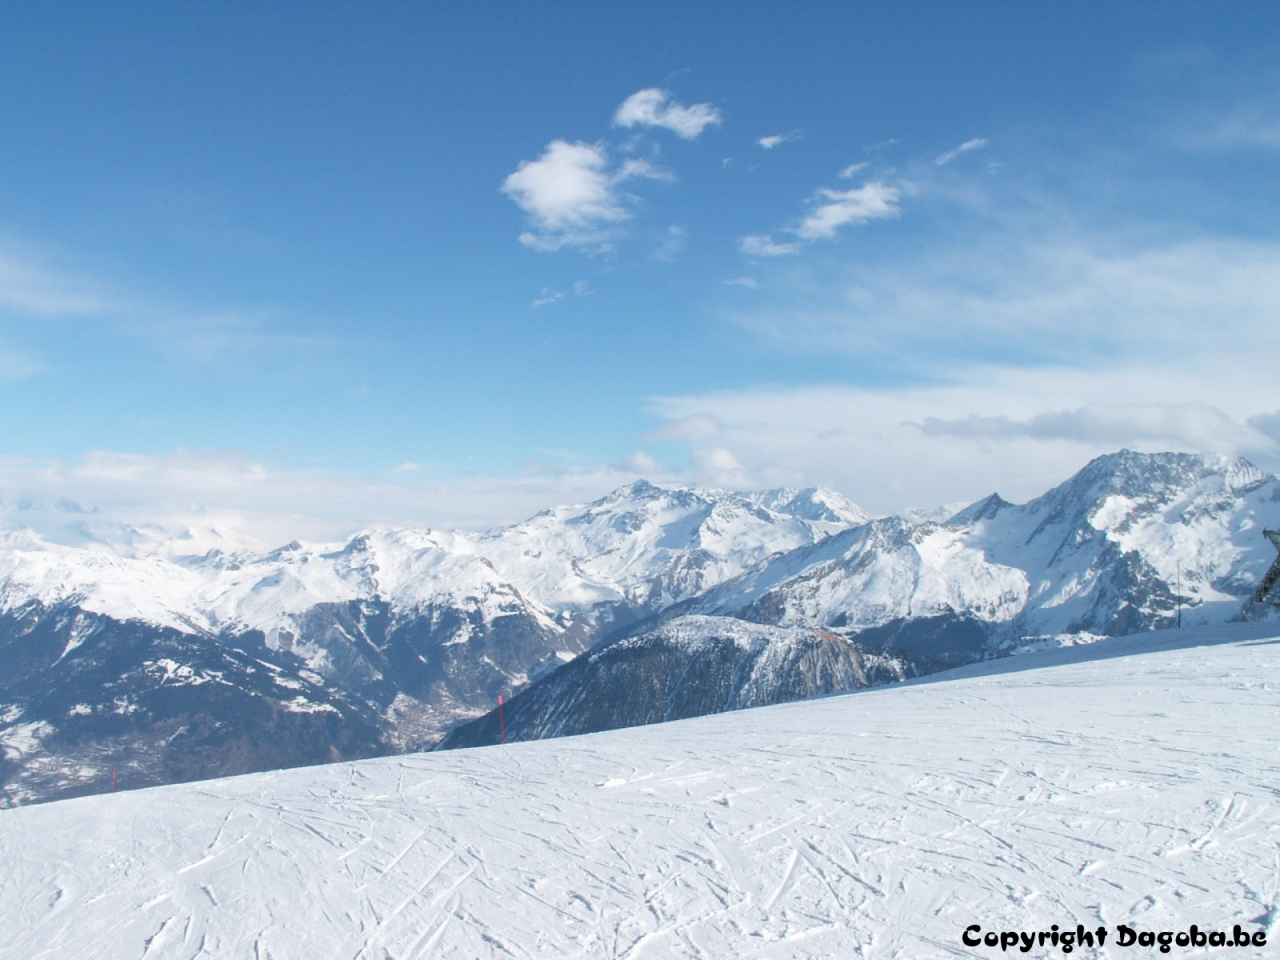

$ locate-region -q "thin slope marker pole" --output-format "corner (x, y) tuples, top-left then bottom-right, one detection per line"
(497, 695), (506, 744)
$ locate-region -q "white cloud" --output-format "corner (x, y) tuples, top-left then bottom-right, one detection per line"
(613, 88), (722, 140)
(503, 141), (629, 252)
(913, 403), (1267, 450)
(502, 140), (671, 253)
(758, 131), (801, 150)
(738, 180), (902, 259)
(0, 448), (697, 546)
(531, 287), (565, 308)
(614, 157), (674, 183)
(739, 234), (800, 258)
(837, 162), (869, 179)
(935, 137), (989, 165)
(645, 369), (1280, 515)
(794, 182), (901, 241)
(532, 281), (593, 307)
(723, 277), (759, 289)
(691, 446), (750, 488)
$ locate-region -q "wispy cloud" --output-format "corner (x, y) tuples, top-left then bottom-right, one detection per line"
(935, 137), (989, 165)
(758, 131), (802, 150)
(531, 287), (565, 309)
(738, 180), (901, 257)
(0, 342), (43, 382)
(531, 281), (591, 308)
(837, 162), (869, 179)
(0, 236), (326, 372)
(613, 88), (722, 140)
(913, 403), (1266, 450)
(0, 238), (118, 319)
(1147, 48), (1280, 154)
(738, 234), (801, 258)
(794, 182), (901, 241)
(732, 233), (1280, 377)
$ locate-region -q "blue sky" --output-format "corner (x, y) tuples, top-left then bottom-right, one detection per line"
(3, 2), (1280, 538)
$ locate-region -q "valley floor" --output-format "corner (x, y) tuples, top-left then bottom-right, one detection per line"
(1, 621), (1278, 958)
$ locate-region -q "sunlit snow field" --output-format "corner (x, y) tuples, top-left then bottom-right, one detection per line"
(2, 621), (1277, 959)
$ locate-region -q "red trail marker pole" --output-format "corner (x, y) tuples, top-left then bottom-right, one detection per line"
(497, 695), (506, 744)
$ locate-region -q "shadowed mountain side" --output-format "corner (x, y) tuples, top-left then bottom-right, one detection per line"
(435, 615), (936, 749)
(0, 602), (386, 805)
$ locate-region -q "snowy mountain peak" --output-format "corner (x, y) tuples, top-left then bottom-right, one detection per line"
(596, 477), (675, 505)
(742, 486), (871, 526)
(1224, 456), (1269, 494)
(944, 493), (1012, 527)
(1062, 449), (1239, 503)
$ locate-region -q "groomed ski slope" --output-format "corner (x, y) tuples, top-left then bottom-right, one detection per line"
(2, 623), (1278, 959)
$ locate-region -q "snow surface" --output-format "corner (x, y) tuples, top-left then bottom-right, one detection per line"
(2, 621), (1277, 958)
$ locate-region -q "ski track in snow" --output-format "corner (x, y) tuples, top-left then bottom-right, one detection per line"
(1, 622), (1278, 959)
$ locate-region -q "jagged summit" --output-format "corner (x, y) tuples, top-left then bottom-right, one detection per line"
(944, 492), (1011, 527)
(1041, 449), (1251, 506)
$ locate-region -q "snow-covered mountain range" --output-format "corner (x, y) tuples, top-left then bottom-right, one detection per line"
(2, 451), (1278, 804)
(442, 451), (1280, 748)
